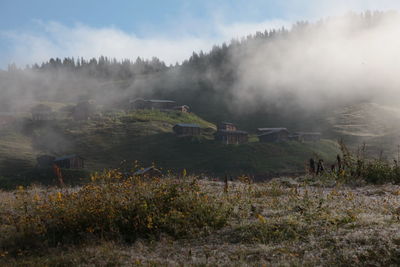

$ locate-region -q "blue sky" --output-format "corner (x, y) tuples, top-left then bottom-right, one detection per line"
(1, 0), (400, 68)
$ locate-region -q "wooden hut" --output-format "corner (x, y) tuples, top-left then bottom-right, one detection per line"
(288, 134), (303, 142)
(173, 105), (190, 113)
(31, 104), (53, 121)
(217, 122), (237, 132)
(129, 98), (147, 110)
(54, 155), (84, 169)
(214, 130), (248, 144)
(258, 128), (289, 143)
(147, 100), (176, 110)
(173, 123), (201, 137)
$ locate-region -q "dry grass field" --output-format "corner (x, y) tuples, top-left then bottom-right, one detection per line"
(1, 174), (400, 266)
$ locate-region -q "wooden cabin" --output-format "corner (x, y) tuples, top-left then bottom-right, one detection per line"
(214, 130), (248, 144)
(146, 100), (176, 110)
(173, 105), (190, 113)
(129, 98), (147, 110)
(288, 134), (303, 142)
(218, 122), (237, 132)
(258, 128), (289, 143)
(54, 155), (84, 169)
(31, 104), (53, 121)
(294, 132), (322, 142)
(173, 123), (201, 137)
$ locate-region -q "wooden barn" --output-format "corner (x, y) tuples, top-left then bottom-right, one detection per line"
(31, 104), (53, 121)
(173, 105), (190, 113)
(288, 134), (303, 141)
(214, 130), (248, 144)
(173, 123), (201, 137)
(129, 98), (147, 110)
(258, 128), (290, 143)
(36, 155), (56, 168)
(147, 100), (176, 110)
(218, 122), (237, 132)
(54, 155), (84, 169)
(294, 132), (322, 142)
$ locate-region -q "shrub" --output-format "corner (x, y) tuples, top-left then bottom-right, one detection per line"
(0, 170), (231, 253)
(335, 141), (400, 184)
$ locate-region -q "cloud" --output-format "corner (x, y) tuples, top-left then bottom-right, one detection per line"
(0, 16), (294, 68)
(2, 0), (400, 68)
(230, 12), (400, 112)
(1, 22), (214, 67)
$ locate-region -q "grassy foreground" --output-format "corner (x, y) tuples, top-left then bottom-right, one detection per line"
(1, 172), (400, 266)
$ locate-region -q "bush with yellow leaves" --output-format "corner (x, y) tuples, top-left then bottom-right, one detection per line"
(0, 169), (231, 253)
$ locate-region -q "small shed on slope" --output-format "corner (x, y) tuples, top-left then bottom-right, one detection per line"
(214, 130), (248, 144)
(54, 155), (85, 169)
(217, 122), (237, 132)
(173, 123), (201, 137)
(173, 105), (190, 113)
(258, 128), (290, 143)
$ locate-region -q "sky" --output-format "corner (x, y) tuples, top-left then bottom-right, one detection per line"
(1, 0), (400, 69)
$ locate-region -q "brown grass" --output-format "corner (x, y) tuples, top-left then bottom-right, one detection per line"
(1, 176), (400, 266)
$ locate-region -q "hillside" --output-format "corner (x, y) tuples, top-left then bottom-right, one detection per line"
(327, 102), (400, 158)
(0, 108), (339, 187)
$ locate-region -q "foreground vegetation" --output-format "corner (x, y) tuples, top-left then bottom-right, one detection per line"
(1, 167), (400, 266)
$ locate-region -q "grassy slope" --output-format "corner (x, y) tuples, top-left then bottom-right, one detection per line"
(0, 109), (339, 180)
(0, 128), (36, 176)
(328, 102), (400, 157)
(54, 110), (339, 175)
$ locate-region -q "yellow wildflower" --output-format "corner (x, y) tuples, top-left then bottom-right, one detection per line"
(257, 214), (267, 224)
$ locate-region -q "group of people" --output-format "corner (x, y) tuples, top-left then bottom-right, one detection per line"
(309, 155), (342, 176)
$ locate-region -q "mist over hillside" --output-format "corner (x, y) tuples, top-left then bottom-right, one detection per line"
(2, 11), (400, 135)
